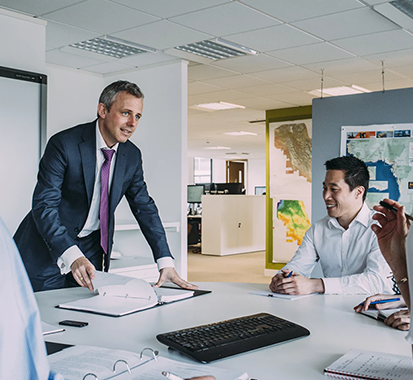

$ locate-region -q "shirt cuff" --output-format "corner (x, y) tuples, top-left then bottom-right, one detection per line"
(321, 277), (343, 294)
(157, 257), (174, 271)
(57, 245), (84, 275)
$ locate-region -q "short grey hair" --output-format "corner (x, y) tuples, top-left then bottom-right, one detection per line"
(98, 80), (144, 116)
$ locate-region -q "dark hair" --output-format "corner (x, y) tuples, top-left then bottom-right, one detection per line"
(325, 156), (369, 201)
(98, 80), (144, 116)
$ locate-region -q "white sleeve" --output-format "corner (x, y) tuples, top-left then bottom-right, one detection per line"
(57, 245), (84, 274)
(280, 226), (319, 278)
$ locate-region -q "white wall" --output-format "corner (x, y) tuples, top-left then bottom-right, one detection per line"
(105, 61), (189, 277)
(46, 65), (103, 138)
(247, 159), (266, 195)
(0, 9), (46, 73)
(212, 159), (226, 183)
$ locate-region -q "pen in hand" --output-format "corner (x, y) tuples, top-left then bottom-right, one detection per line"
(358, 297), (400, 306)
(379, 200), (413, 221)
(285, 270), (293, 278)
(162, 371), (184, 380)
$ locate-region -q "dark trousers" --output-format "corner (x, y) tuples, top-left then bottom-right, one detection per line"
(30, 230), (104, 292)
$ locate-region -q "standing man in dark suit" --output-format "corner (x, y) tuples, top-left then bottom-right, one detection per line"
(14, 80), (197, 292)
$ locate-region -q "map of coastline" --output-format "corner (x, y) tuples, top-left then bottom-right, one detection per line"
(346, 136), (413, 213)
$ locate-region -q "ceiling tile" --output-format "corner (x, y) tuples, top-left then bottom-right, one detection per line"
(239, 83), (300, 97)
(188, 82), (223, 95)
(303, 57), (380, 74)
(45, 21), (100, 49)
(113, 20), (212, 50)
(46, 49), (104, 69)
(329, 69), (404, 84)
(202, 74), (269, 89)
(119, 51), (179, 67)
(389, 65), (413, 78)
(0, 0), (84, 16)
(292, 7), (398, 41)
(211, 54), (291, 73)
(267, 91), (318, 106)
(361, 78), (413, 91)
(188, 95), (214, 106)
(199, 89), (253, 102)
(248, 66), (319, 83)
(110, 0), (230, 18)
(188, 65), (239, 81)
(169, 2), (278, 36)
(282, 76), (345, 91)
(239, 0), (364, 22)
(332, 29), (413, 56)
(363, 48), (413, 68)
(43, 0), (159, 34)
(236, 97), (293, 110)
(223, 24), (321, 53)
(82, 61), (134, 74)
(267, 42), (354, 65)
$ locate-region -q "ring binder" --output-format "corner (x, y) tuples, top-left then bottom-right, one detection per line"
(82, 373), (98, 380)
(49, 344), (248, 380)
(113, 359), (131, 374)
(140, 347), (159, 361)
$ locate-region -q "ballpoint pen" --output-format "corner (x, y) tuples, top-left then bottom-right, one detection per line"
(162, 371), (184, 380)
(359, 297), (400, 306)
(286, 270), (293, 278)
(379, 200), (413, 221)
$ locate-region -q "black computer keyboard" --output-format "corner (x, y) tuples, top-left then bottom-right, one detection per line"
(156, 312), (310, 363)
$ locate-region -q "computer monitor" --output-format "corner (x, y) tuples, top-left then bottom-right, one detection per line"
(255, 186), (266, 195)
(214, 183), (243, 194)
(196, 183), (213, 193)
(187, 185), (205, 203)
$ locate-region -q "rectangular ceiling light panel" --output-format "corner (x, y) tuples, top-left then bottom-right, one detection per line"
(70, 37), (153, 59)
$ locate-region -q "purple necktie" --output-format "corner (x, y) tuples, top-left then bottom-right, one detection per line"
(100, 148), (115, 254)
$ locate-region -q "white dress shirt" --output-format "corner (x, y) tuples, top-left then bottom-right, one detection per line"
(0, 217), (62, 380)
(58, 122), (173, 274)
(281, 203), (393, 295)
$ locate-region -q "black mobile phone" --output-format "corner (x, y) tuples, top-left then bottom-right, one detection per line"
(59, 320), (88, 327)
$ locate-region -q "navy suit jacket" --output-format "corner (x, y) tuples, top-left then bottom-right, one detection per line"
(14, 121), (172, 278)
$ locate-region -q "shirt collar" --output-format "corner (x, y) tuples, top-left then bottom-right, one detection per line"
(96, 120), (119, 153)
(328, 202), (370, 229)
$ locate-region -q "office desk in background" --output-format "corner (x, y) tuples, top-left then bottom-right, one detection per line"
(36, 282), (411, 380)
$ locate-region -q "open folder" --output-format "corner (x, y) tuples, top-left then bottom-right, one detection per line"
(57, 271), (210, 317)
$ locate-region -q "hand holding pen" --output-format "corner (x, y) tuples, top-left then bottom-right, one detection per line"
(354, 294), (405, 313)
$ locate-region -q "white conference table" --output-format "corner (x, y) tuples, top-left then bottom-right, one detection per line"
(36, 282), (412, 380)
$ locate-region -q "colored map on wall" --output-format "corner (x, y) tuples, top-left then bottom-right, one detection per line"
(269, 120), (312, 263)
(341, 124), (413, 214)
(276, 200), (311, 245)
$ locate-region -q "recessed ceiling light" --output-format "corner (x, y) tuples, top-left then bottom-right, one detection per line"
(70, 36), (156, 59)
(308, 85), (371, 97)
(194, 101), (245, 111)
(204, 146), (231, 150)
(175, 38), (257, 61)
(374, 1), (413, 32)
(224, 131), (257, 136)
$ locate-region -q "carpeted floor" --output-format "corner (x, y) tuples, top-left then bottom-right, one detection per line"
(187, 246), (272, 284)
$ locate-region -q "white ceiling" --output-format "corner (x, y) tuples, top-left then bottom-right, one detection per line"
(2, 0), (413, 160)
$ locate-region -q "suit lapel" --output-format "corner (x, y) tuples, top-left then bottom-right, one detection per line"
(79, 123), (97, 206)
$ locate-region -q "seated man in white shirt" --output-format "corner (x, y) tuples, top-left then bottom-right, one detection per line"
(269, 156), (393, 295)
